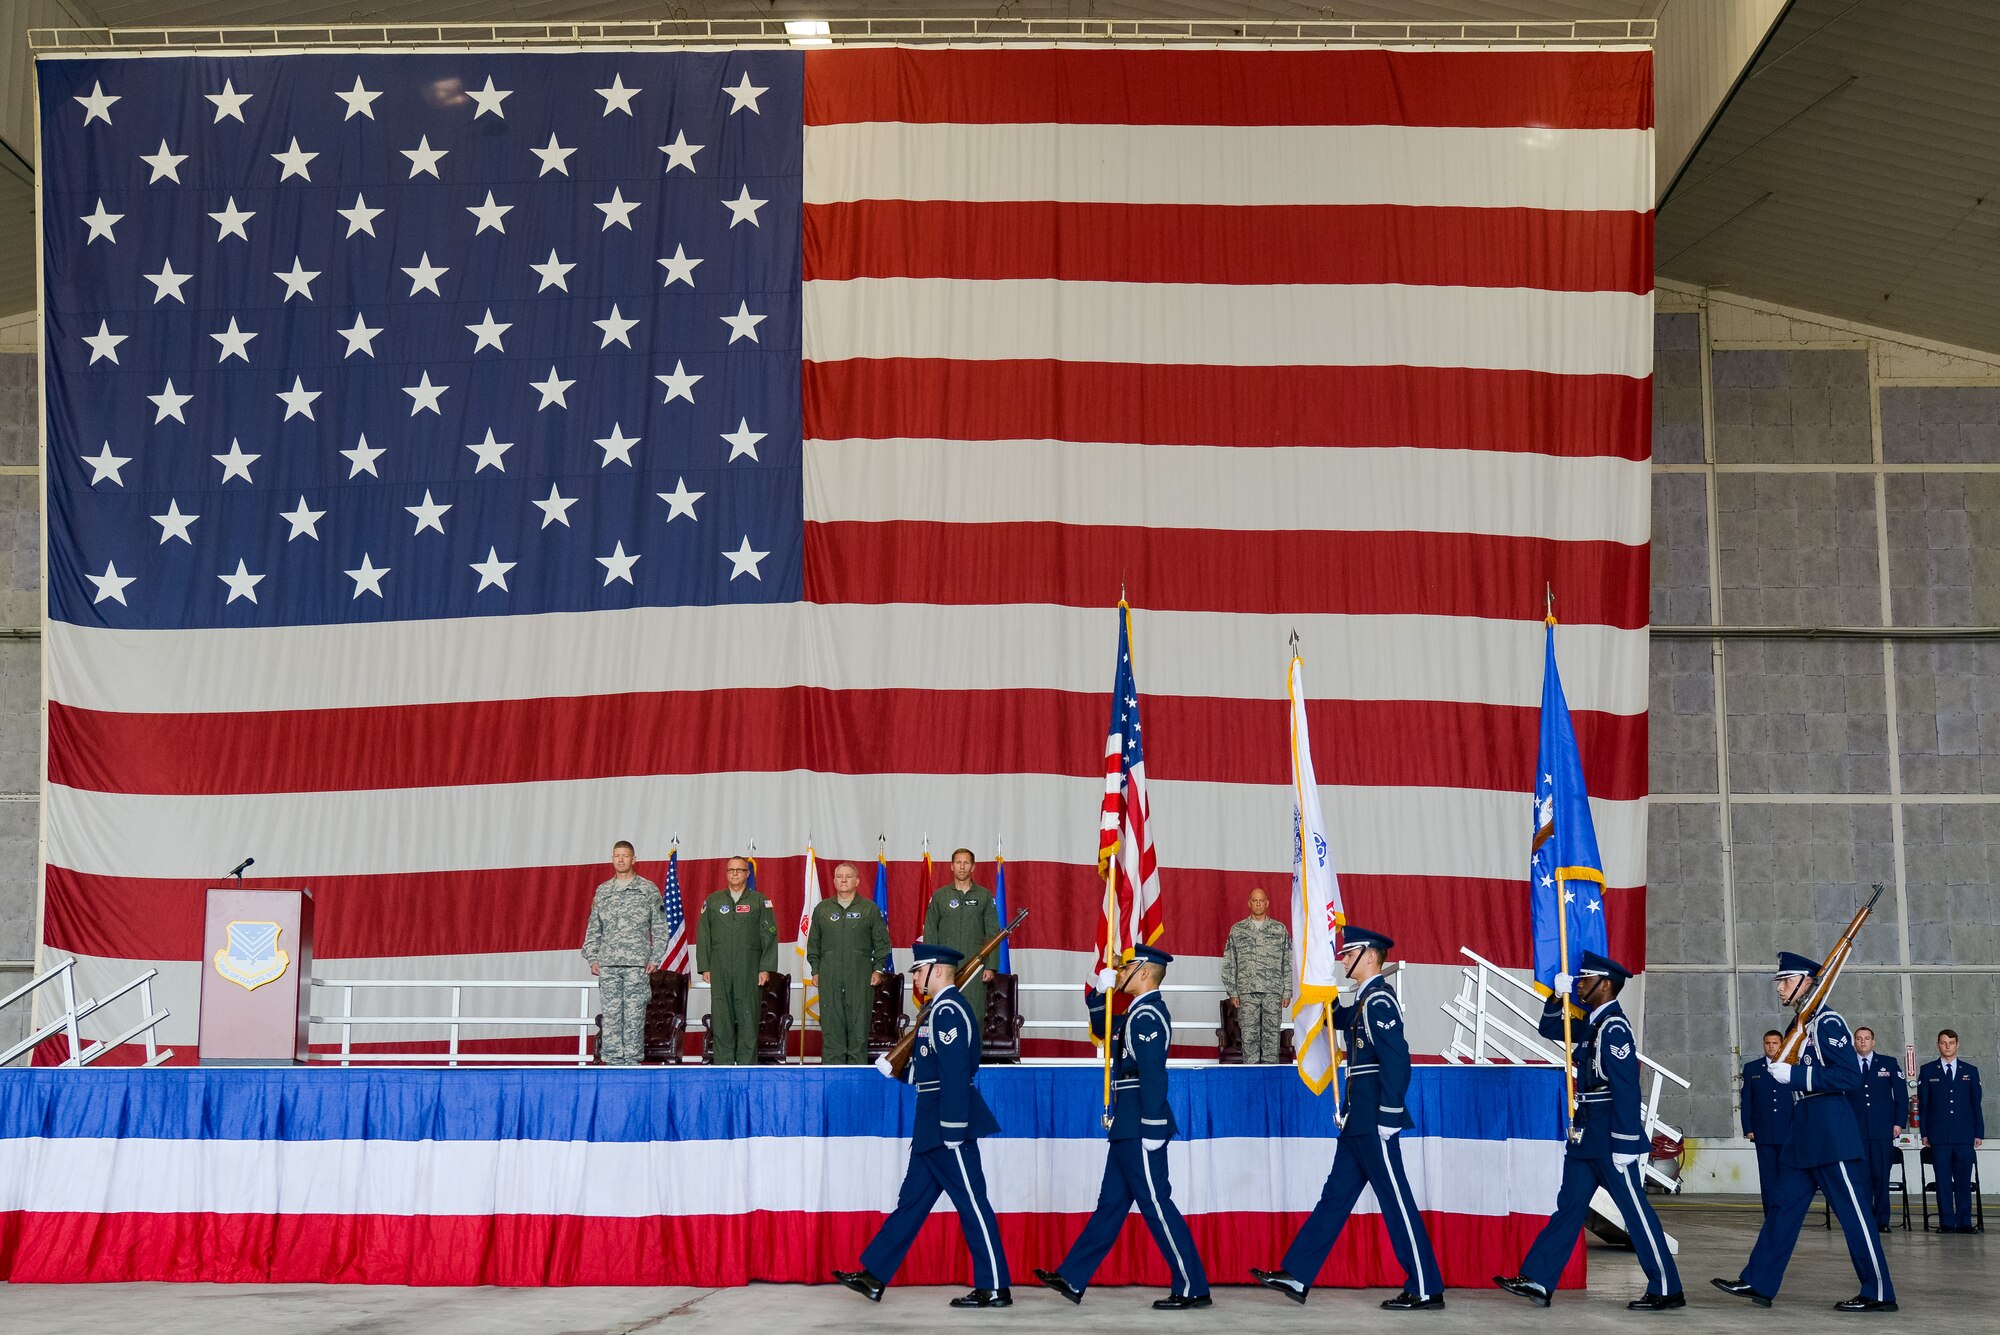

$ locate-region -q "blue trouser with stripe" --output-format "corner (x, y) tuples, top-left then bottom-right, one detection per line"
(1741, 1156), (1894, 1303)
(1522, 1155), (1681, 1296)
(861, 1142), (1011, 1291)
(1282, 1130), (1442, 1297)
(1058, 1139), (1210, 1297)
(1935, 1142), (1977, 1228)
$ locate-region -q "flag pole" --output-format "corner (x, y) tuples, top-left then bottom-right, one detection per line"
(1548, 590), (1578, 1132)
(1100, 598), (1132, 1131)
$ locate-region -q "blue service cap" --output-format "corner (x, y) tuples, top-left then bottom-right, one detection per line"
(1577, 950), (1633, 983)
(912, 942), (965, 967)
(1337, 926), (1394, 955)
(1129, 943), (1174, 967)
(1775, 950), (1821, 980)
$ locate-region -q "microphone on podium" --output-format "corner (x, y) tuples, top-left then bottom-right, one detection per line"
(227, 856), (255, 885)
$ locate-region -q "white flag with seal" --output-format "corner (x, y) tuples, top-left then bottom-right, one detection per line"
(1288, 653), (1346, 1095)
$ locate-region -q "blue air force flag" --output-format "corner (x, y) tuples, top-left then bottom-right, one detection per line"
(1530, 620), (1608, 987)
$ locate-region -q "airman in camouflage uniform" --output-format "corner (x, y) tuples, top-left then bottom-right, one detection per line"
(921, 848), (1001, 1026)
(582, 840), (666, 1066)
(808, 862), (892, 1064)
(698, 855), (779, 1065)
(1222, 887), (1293, 1064)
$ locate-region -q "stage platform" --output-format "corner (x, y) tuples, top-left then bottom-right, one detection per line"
(0, 1064), (1582, 1288)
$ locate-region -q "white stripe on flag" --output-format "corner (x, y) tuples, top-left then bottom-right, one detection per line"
(804, 278), (1653, 377)
(802, 122), (1654, 212)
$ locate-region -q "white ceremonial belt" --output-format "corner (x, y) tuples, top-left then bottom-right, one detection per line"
(914, 1081), (941, 1091)
(1347, 1064), (1381, 1075)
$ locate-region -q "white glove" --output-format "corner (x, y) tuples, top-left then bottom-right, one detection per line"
(1553, 972), (1575, 995)
(1614, 1152), (1641, 1171)
(1377, 1125), (1399, 1142)
(873, 1055), (895, 1079)
(1093, 967), (1119, 993)
(1143, 1139), (1166, 1153)
(1767, 1061), (1792, 1085)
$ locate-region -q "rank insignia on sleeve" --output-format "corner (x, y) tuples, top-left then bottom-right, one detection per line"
(1610, 1042), (1632, 1060)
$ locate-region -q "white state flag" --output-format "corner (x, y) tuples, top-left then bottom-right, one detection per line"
(1288, 654), (1346, 1095)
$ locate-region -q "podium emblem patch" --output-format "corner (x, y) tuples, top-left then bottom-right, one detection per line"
(214, 921), (289, 991)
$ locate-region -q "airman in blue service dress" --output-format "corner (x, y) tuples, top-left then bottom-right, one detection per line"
(834, 942), (1013, 1308)
(1918, 1039), (1984, 1231)
(1035, 944), (1212, 1310)
(1712, 952), (1896, 1312)
(1252, 927), (1445, 1311)
(1849, 1035), (1904, 1228)
(1496, 951), (1682, 1310)
(1742, 1033), (1796, 1215)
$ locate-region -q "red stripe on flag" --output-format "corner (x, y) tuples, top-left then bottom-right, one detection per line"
(41, 860), (1645, 971)
(47, 693), (1644, 799)
(803, 522), (1649, 626)
(802, 360), (1651, 458)
(806, 201), (1653, 293)
(804, 47), (1653, 130)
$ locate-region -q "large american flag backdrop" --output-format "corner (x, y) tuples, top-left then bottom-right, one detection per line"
(34, 44), (1652, 1063)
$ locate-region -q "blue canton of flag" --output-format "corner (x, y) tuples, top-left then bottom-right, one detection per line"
(660, 846), (691, 974)
(1529, 619), (1608, 986)
(40, 51), (804, 629)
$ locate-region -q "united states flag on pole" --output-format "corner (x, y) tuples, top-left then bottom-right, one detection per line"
(659, 846), (691, 975)
(37, 46), (1651, 1061)
(1095, 601), (1163, 977)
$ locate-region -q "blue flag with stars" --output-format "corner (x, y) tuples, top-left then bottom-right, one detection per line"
(1530, 619), (1607, 986)
(41, 51), (803, 630)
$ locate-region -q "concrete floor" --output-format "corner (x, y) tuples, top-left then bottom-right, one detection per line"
(0, 1198), (1986, 1335)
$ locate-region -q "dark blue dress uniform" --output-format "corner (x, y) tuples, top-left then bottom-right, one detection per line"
(1516, 957), (1680, 1299)
(1849, 1050), (1904, 1226)
(1918, 1057), (1984, 1229)
(1279, 966), (1443, 1300)
(1741, 1055), (1795, 1213)
(1734, 954), (1894, 1307)
(1054, 952), (1210, 1299)
(858, 960), (1011, 1292)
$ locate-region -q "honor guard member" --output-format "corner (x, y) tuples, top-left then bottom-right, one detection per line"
(1222, 888), (1293, 1064)
(1712, 952), (1896, 1312)
(1918, 1029), (1984, 1232)
(807, 862), (891, 1065)
(1742, 1030), (1796, 1215)
(836, 943), (1013, 1308)
(696, 857), (778, 1066)
(581, 840), (666, 1066)
(1036, 944), (1212, 1310)
(1849, 1027), (1904, 1229)
(921, 849), (1001, 1024)
(1497, 952), (1683, 1310)
(1253, 927), (1444, 1311)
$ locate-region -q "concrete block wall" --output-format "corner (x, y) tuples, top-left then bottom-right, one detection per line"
(1649, 286), (2000, 1147)
(0, 348), (36, 1056)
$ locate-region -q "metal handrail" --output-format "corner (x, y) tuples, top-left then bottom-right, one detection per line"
(30, 18), (1656, 53)
(1439, 947), (1690, 1196)
(0, 956), (173, 1067)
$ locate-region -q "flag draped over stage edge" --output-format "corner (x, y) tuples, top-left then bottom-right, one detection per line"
(33, 46), (1654, 1062)
(1289, 653), (1346, 1095)
(1530, 619), (1609, 988)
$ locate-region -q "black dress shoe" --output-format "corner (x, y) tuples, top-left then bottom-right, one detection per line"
(1251, 1268), (1308, 1304)
(950, 1288), (1012, 1308)
(1835, 1296), (1898, 1313)
(1710, 1278), (1772, 1308)
(1153, 1294), (1214, 1310)
(1381, 1291), (1446, 1310)
(1493, 1276), (1550, 1308)
(1628, 1291), (1687, 1311)
(832, 1268), (885, 1302)
(1034, 1269), (1084, 1306)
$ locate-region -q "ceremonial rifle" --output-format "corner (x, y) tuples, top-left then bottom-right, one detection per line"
(881, 907), (1028, 1080)
(1776, 883), (1885, 1063)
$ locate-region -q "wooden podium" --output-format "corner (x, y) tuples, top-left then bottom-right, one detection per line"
(197, 888), (314, 1065)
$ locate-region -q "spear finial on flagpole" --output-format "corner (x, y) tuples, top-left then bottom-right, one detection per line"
(1546, 582), (1556, 627)
(1289, 626), (1301, 656)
